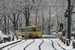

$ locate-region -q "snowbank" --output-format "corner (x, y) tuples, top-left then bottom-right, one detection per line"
(0, 39), (21, 48)
(3, 40), (25, 50)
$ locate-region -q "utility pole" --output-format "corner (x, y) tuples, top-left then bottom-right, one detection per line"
(49, 7), (51, 35)
(68, 0), (71, 43)
(42, 10), (43, 34)
(57, 16), (59, 33)
(0, 20), (1, 30)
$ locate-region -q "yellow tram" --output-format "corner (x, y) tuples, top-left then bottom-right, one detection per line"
(21, 26), (42, 37)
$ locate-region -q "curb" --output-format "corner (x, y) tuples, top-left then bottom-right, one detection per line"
(0, 39), (22, 50)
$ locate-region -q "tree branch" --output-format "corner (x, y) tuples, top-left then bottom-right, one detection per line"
(0, 19), (4, 24)
(13, 13), (16, 21)
(8, 14), (14, 23)
(0, 16), (4, 24)
(16, 12), (20, 23)
(0, 16), (3, 20)
(15, 9), (25, 15)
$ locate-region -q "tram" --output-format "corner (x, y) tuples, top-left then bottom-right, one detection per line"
(21, 26), (42, 37)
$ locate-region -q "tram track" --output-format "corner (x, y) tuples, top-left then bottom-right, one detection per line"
(51, 39), (66, 50)
(24, 39), (35, 50)
(8, 39), (27, 50)
(57, 42), (66, 50)
(51, 40), (57, 50)
(39, 39), (44, 50)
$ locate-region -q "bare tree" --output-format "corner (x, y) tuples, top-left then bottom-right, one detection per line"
(0, 16), (4, 24)
(15, 0), (30, 26)
(8, 12), (20, 35)
(0, 16), (4, 30)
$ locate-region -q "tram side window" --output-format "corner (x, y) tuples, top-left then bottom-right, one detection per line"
(32, 28), (36, 31)
(29, 28), (32, 32)
(21, 28), (25, 32)
(21, 29), (23, 32)
(25, 28), (28, 32)
(27, 28), (29, 32)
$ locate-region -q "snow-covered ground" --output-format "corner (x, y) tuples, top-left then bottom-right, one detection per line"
(56, 39), (74, 50)
(1, 34), (75, 50)
(41, 39), (54, 50)
(51, 39), (63, 50)
(42, 34), (58, 38)
(26, 39), (42, 50)
(9, 39), (33, 50)
(0, 39), (21, 48)
(1, 38), (75, 50)
(2, 40), (25, 50)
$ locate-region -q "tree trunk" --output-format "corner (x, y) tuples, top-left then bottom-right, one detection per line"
(4, 16), (6, 35)
(14, 24), (16, 35)
(14, 23), (18, 35)
(26, 19), (29, 26)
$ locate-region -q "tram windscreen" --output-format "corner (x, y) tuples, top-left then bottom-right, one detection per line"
(37, 27), (41, 32)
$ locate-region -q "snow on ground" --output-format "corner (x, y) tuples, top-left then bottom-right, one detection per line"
(9, 39), (33, 50)
(26, 39), (42, 50)
(51, 32), (57, 34)
(56, 39), (73, 50)
(3, 40), (25, 50)
(1, 36), (75, 50)
(51, 39), (63, 50)
(0, 39), (21, 48)
(41, 39), (55, 50)
(42, 35), (57, 37)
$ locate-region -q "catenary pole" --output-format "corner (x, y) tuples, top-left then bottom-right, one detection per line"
(68, 0), (71, 43)
(42, 10), (43, 35)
